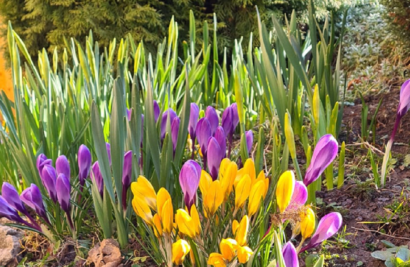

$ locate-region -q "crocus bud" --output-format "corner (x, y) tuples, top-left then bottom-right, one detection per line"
(235, 175), (251, 210)
(2, 182), (28, 215)
(189, 103), (199, 141)
(205, 106), (219, 135)
(207, 137), (223, 180)
(41, 165), (58, 203)
(301, 212), (343, 252)
(196, 118), (212, 157)
(222, 106), (234, 136)
(157, 188), (173, 234)
(56, 155), (70, 179)
(398, 79), (410, 117)
(78, 145), (92, 185)
(304, 134), (338, 186)
(56, 173), (71, 213)
(122, 151), (133, 210)
(214, 126), (226, 158)
(179, 160), (201, 210)
(91, 162), (104, 197)
(171, 117), (180, 152)
(160, 108), (177, 139)
(172, 239), (191, 265)
(231, 103), (239, 129)
(203, 180), (224, 217)
(281, 242), (299, 267)
(276, 171), (295, 213)
(300, 208), (315, 240)
(36, 154), (52, 178)
(247, 180), (266, 216)
(245, 130), (253, 155)
(0, 196), (28, 225)
(106, 143), (112, 165)
(20, 184), (49, 224)
(153, 100), (160, 122)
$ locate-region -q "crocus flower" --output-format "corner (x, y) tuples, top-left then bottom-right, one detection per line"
(157, 188), (173, 234)
(122, 151), (133, 211)
(179, 160), (201, 210)
(282, 242), (299, 267)
(153, 100), (160, 122)
(56, 173), (71, 213)
(286, 181), (308, 212)
(207, 137), (224, 180)
(106, 143), (112, 165)
(172, 239), (191, 265)
(214, 126), (227, 158)
(381, 79), (410, 186)
(300, 212), (343, 252)
(41, 165), (58, 203)
(20, 184), (49, 224)
(203, 180), (224, 217)
(205, 106), (219, 135)
(300, 208), (315, 240)
(56, 155), (70, 179)
(247, 180), (266, 217)
(276, 171), (295, 213)
(235, 216), (253, 264)
(0, 196), (39, 230)
(91, 162), (104, 197)
(160, 108), (177, 139)
(304, 134), (338, 186)
(175, 205), (201, 238)
(222, 103), (239, 157)
(131, 176), (157, 210)
(36, 154), (52, 179)
(245, 130), (253, 155)
(196, 118), (212, 163)
(235, 175), (251, 210)
(78, 144), (92, 186)
(171, 117), (180, 152)
(188, 103), (200, 142)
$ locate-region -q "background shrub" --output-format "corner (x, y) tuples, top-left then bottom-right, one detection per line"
(382, 0), (410, 53)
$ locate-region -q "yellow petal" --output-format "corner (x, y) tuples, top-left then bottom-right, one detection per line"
(204, 180), (224, 216)
(255, 171), (269, 198)
(132, 196), (153, 225)
(175, 209), (196, 238)
(235, 175), (251, 209)
(190, 205), (202, 236)
(236, 245), (253, 264)
(276, 171), (295, 213)
(313, 84), (320, 125)
(208, 253), (227, 267)
(157, 188), (171, 217)
(161, 199), (174, 234)
(300, 207), (315, 239)
(243, 159), (256, 184)
(232, 220), (239, 236)
(220, 161), (238, 200)
(153, 213), (162, 238)
(199, 170), (213, 196)
(172, 239), (191, 265)
(284, 112), (297, 159)
(131, 176), (157, 210)
(235, 215), (249, 246)
(219, 158), (231, 175)
(220, 238), (237, 262)
(247, 180), (265, 217)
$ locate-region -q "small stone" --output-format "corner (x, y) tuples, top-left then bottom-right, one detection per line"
(87, 239), (122, 267)
(0, 222), (23, 267)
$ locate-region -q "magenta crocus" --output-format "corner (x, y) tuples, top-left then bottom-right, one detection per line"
(179, 160), (201, 211)
(41, 165), (58, 203)
(91, 162), (104, 197)
(56, 155), (70, 179)
(78, 145), (92, 186)
(246, 130), (253, 155)
(36, 154), (52, 179)
(304, 134), (338, 186)
(160, 108), (178, 139)
(56, 173), (71, 213)
(222, 103), (239, 136)
(122, 151), (133, 211)
(153, 100), (160, 122)
(171, 117), (180, 152)
(205, 106), (219, 135)
(20, 184), (49, 224)
(300, 212), (343, 253)
(207, 137), (223, 180)
(0, 196), (40, 231)
(214, 126), (226, 158)
(188, 103), (199, 141)
(196, 118), (212, 165)
(281, 242), (299, 267)
(286, 181), (308, 212)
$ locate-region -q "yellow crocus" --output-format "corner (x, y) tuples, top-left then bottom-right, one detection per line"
(235, 215), (249, 247)
(199, 170), (213, 196)
(234, 175), (251, 210)
(232, 220), (239, 236)
(219, 238), (237, 262)
(247, 180), (266, 216)
(204, 180), (224, 217)
(175, 205), (201, 238)
(131, 176), (157, 210)
(254, 171), (270, 198)
(236, 245), (253, 264)
(172, 239), (191, 265)
(220, 160), (238, 200)
(208, 253), (227, 267)
(132, 196), (153, 225)
(284, 112), (297, 160)
(153, 213), (162, 238)
(157, 188), (173, 234)
(234, 159), (255, 187)
(190, 205), (202, 236)
(276, 171), (295, 213)
(300, 207), (315, 239)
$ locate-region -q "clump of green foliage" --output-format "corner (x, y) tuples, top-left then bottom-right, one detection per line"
(382, 0), (410, 54)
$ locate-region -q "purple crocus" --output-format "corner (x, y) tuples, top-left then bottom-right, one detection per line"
(246, 130), (253, 155)
(78, 145), (92, 186)
(122, 151), (133, 211)
(106, 143), (112, 165)
(300, 212), (343, 252)
(56, 155), (70, 179)
(41, 165), (58, 203)
(91, 162), (104, 197)
(171, 117), (180, 152)
(0, 196), (39, 230)
(56, 173), (71, 213)
(160, 108), (178, 140)
(20, 184), (49, 224)
(179, 160), (201, 211)
(281, 242), (299, 267)
(304, 134), (338, 186)
(196, 118), (212, 165)
(286, 181), (308, 212)
(214, 126), (226, 158)
(207, 137), (223, 180)
(222, 103), (239, 136)
(205, 106), (219, 135)
(153, 100), (160, 122)
(188, 103), (199, 141)
(381, 79), (410, 186)
(36, 154), (52, 179)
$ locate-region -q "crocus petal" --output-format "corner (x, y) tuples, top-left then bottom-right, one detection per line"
(247, 180), (265, 217)
(153, 100), (160, 122)
(276, 171), (295, 213)
(207, 137), (223, 180)
(131, 176), (157, 210)
(301, 212), (343, 252)
(214, 126), (226, 158)
(179, 160), (201, 210)
(126, 108), (132, 121)
(286, 181), (308, 211)
(235, 175), (251, 210)
(56, 173), (71, 213)
(300, 208), (316, 240)
(282, 242), (299, 267)
(171, 117), (180, 151)
(160, 108), (177, 139)
(2, 182), (27, 214)
(246, 130), (253, 155)
(220, 238), (237, 262)
(78, 145), (92, 184)
(175, 209), (197, 238)
(237, 246), (253, 264)
(56, 155), (70, 179)
(189, 103), (200, 140)
(208, 253), (227, 267)
(41, 165), (58, 203)
(172, 239), (191, 265)
(196, 118), (212, 156)
(21, 184), (48, 223)
(304, 134), (338, 186)
(106, 143), (112, 165)
(235, 215), (249, 246)
(91, 162), (104, 197)
(205, 106), (219, 135)
(398, 79), (410, 117)
(222, 106), (233, 136)
(0, 196), (24, 223)
(36, 154), (52, 179)
(231, 103), (239, 129)
(122, 151), (133, 189)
